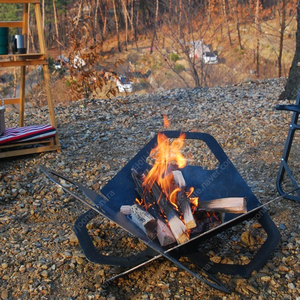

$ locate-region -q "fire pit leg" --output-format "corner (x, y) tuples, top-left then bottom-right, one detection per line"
(186, 208), (280, 277)
(74, 209), (158, 268)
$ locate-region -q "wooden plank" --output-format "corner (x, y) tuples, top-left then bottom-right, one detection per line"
(0, 144), (60, 159)
(3, 98), (20, 105)
(0, 21), (23, 28)
(0, 53), (46, 62)
(0, 1), (40, 4)
(0, 53), (44, 59)
(0, 139), (54, 150)
(22, 3), (29, 35)
(0, 60), (47, 67)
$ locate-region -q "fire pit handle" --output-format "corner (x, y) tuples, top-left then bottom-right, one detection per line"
(74, 208), (158, 267)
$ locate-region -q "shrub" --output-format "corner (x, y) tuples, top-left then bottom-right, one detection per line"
(168, 53), (180, 62)
(174, 63), (185, 72)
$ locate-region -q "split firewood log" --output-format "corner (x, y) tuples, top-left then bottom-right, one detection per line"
(172, 170), (196, 229)
(120, 204), (157, 239)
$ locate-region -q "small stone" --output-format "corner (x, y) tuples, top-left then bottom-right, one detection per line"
(76, 257), (85, 265)
(279, 224), (287, 230)
(69, 234), (78, 244)
(210, 256), (222, 263)
(1, 263), (8, 269)
(260, 276), (271, 282)
(1, 290), (9, 299)
(279, 265), (289, 272)
(240, 231), (256, 246)
(19, 189), (26, 195)
(40, 270), (48, 278)
(184, 286), (193, 292)
(63, 251), (72, 259)
(288, 283), (295, 290)
(19, 265), (26, 273)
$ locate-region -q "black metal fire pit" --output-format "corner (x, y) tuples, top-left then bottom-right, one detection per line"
(40, 131), (281, 293)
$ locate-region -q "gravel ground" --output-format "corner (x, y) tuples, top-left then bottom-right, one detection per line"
(1, 78), (300, 300)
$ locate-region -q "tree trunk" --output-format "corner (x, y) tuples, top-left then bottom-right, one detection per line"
(229, 0), (243, 50)
(207, 0), (212, 24)
(133, 0), (139, 50)
(94, 0), (99, 42)
(255, 0), (260, 77)
(27, 4), (32, 53)
(13, 67), (17, 98)
(130, 0), (134, 37)
(278, 0), (287, 78)
(75, 0), (83, 27)
(42, 0), (45, 31)
(121, 0), (128, 50)
(150, 0), (159, 54)
(223, 0), (232, 45)
(113, 0), (121, 52)
(279, 0), (300, 100)
(53, 0), (60, 46)
(178, 0), (182, 35)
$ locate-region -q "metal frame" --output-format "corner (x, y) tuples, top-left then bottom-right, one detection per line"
(276, 89), (300, 201)
(41, 131), (281, 293)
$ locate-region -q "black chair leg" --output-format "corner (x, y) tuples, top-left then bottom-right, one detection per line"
(276, 90), (300, 202)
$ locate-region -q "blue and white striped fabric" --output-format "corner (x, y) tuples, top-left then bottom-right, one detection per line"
(0, 124), (56, 145)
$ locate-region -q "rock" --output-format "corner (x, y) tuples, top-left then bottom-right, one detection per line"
(76, 257), (85, 265)
(40, 270), (48, 278)
(279, 265), (289, 272)
(1, 263), (8, 269)
(1, 290), (9, 300)
(240, 231), (256, 246)
(260, 276), (271, 282)
(69, 234), (79, 244)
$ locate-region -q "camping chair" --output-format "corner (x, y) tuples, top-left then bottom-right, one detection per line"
(276, 88), (300, 202)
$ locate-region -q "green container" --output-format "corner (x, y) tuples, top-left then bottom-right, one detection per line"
(0, 28), (9, 54)
(0, 27), (9, 35)
(0, 45), (8, 55)
(0, 35), (8, 46)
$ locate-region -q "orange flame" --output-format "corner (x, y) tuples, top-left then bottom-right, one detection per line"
(143, 132), (186, 201)
(163, 114), (170, 128)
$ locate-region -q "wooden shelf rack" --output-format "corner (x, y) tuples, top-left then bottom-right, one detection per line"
(0, 0), (60, 158)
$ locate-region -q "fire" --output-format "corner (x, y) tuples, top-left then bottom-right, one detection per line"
(143, 132), (199, 212)
(163, 114), (170, 128)
(143, 132), (186, 197)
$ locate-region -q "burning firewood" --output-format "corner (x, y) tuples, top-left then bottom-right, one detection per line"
(131, 169), (176, 246)
(120, 204), (157, 240)
(172, 170), (197, 229)
(197, 197), (247, 214)
(172, 170), (247, 214)
(150, 181), (189, 244)
(132, 168), (189, 244)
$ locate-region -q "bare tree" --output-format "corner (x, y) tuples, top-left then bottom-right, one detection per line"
(278, 0), (287, 78)
(121, 0), (128, 50)
(150, 0), (159, 54)
(223, 0), (232, 45)
(280, 0), (300, 99)
(42, 0), (45, 30)
(228, 0), (243, 50)
(255, 0), (260, 76)
(53, 0), (60, 48)
(113, 0), (121, 52)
